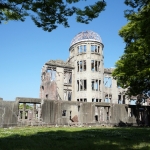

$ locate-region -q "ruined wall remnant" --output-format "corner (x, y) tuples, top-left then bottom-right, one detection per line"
(0, 100), (19, 127)
(1, 97), (150, 127)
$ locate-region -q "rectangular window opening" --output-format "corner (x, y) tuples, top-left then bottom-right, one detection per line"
(95, 115), (98, 121)
(77, 61), (79, 72)
(62, 110), (67, 116)
(80, 80), (83, 91)
(92, 98), (95, 102)
(94, 80), (98, 91)
(95, 45), (97, 52)
(84, 80), (87, 90)
(91, 60), (94, 71)
(95, 61), (98, 71)
(83, 60), (86, 71)
(77, 80), (79, 91)
(118, 95), (121, 104)
(123, 95), (125, 104)
(80, 61), (82, 72)
(84, 45), (86, 52)
(92, 80), (94, 90)
(91, 45), (94, 52)
(68, 92), (71, 101)
(99, 80), (101, 91)
(84, 98), (87, 102)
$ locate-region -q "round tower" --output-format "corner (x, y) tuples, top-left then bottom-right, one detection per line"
(68, 31), (104, 102)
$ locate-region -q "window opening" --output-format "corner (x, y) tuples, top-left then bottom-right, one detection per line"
(94, 80), (98, 91)
(92, 80), (94, 90)
(77, 61), (79, 72)
(46, 94), (48, 99)
(84, 80), (87, 90)
(91, 45), (94, 52)
(123, 95), (125, 104)
(95, 45), (97, 52)
(77, 80), (79, 91)
(84, 45), (86, 52)
(68, 92), (71, 101)
(49, 70), (56, 81)
(84, 98), (87, 102)
(99, 80), (101, 91)
(104, 77), (112, 88)
(91, 60), (94, 71)
(95, 61), (98, 71)
(78, 106), (80, 112)
(69, 73), (72, 84)
(118, 95), (121, 104)
(83, 60), (86, 71)
(80, 80), (83, 91)
(80, 61), (82, 72)
(95, 115), (98, 121)
(62, 110), (67, 116)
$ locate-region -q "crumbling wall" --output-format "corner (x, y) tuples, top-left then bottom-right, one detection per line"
(41, 100), (79, 125)
(0, 100), (19, 127)
(111, 104), (131, 125)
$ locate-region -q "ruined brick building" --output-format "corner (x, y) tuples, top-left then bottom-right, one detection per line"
(40, 30), (127, 104)
(0, 31), (150, 127)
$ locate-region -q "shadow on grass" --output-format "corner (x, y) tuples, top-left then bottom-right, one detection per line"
(0, 127), (150, 150)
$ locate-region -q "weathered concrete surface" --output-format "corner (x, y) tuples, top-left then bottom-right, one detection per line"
(1, 97), (150, 127)
(111, 104), (128, 124)
(0, 100), (18, 127)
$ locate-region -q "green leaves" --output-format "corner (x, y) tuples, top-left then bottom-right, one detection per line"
(113, 1), (150, 98)
(0, 0), (106, 32)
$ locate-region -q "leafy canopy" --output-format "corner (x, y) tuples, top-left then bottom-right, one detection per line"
(112, 0), (150, 98)
(0, 0), (106, 32)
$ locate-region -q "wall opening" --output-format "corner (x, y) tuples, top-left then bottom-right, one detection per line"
(77, 61), (79, 72)
(83, 60), (86, 71)
(104, 76), (112, 88)
(80, 61), (82, 72)
(62, 110), (67, 116)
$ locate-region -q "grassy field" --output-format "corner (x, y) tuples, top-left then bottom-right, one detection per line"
(0, 126), (150, 150)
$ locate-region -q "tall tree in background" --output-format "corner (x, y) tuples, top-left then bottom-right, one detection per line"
(0, 0), (106, 32)
(112, 0), (150, 103)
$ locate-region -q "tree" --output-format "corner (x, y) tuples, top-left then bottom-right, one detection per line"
(112, 0), (150, 103)
(0, 0), (106, 32)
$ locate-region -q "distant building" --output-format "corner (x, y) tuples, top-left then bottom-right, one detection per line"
(40, 30), (127, 104)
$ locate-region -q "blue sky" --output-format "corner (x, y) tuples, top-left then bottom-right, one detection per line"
(0, 1), (128, 100)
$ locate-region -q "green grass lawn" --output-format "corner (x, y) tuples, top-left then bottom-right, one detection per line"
(0, 126), (150, 150)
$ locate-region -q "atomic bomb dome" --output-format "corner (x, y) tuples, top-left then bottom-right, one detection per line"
(70, 30), (102, 47)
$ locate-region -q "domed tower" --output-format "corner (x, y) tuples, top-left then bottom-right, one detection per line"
(68, 31), (104, 102)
